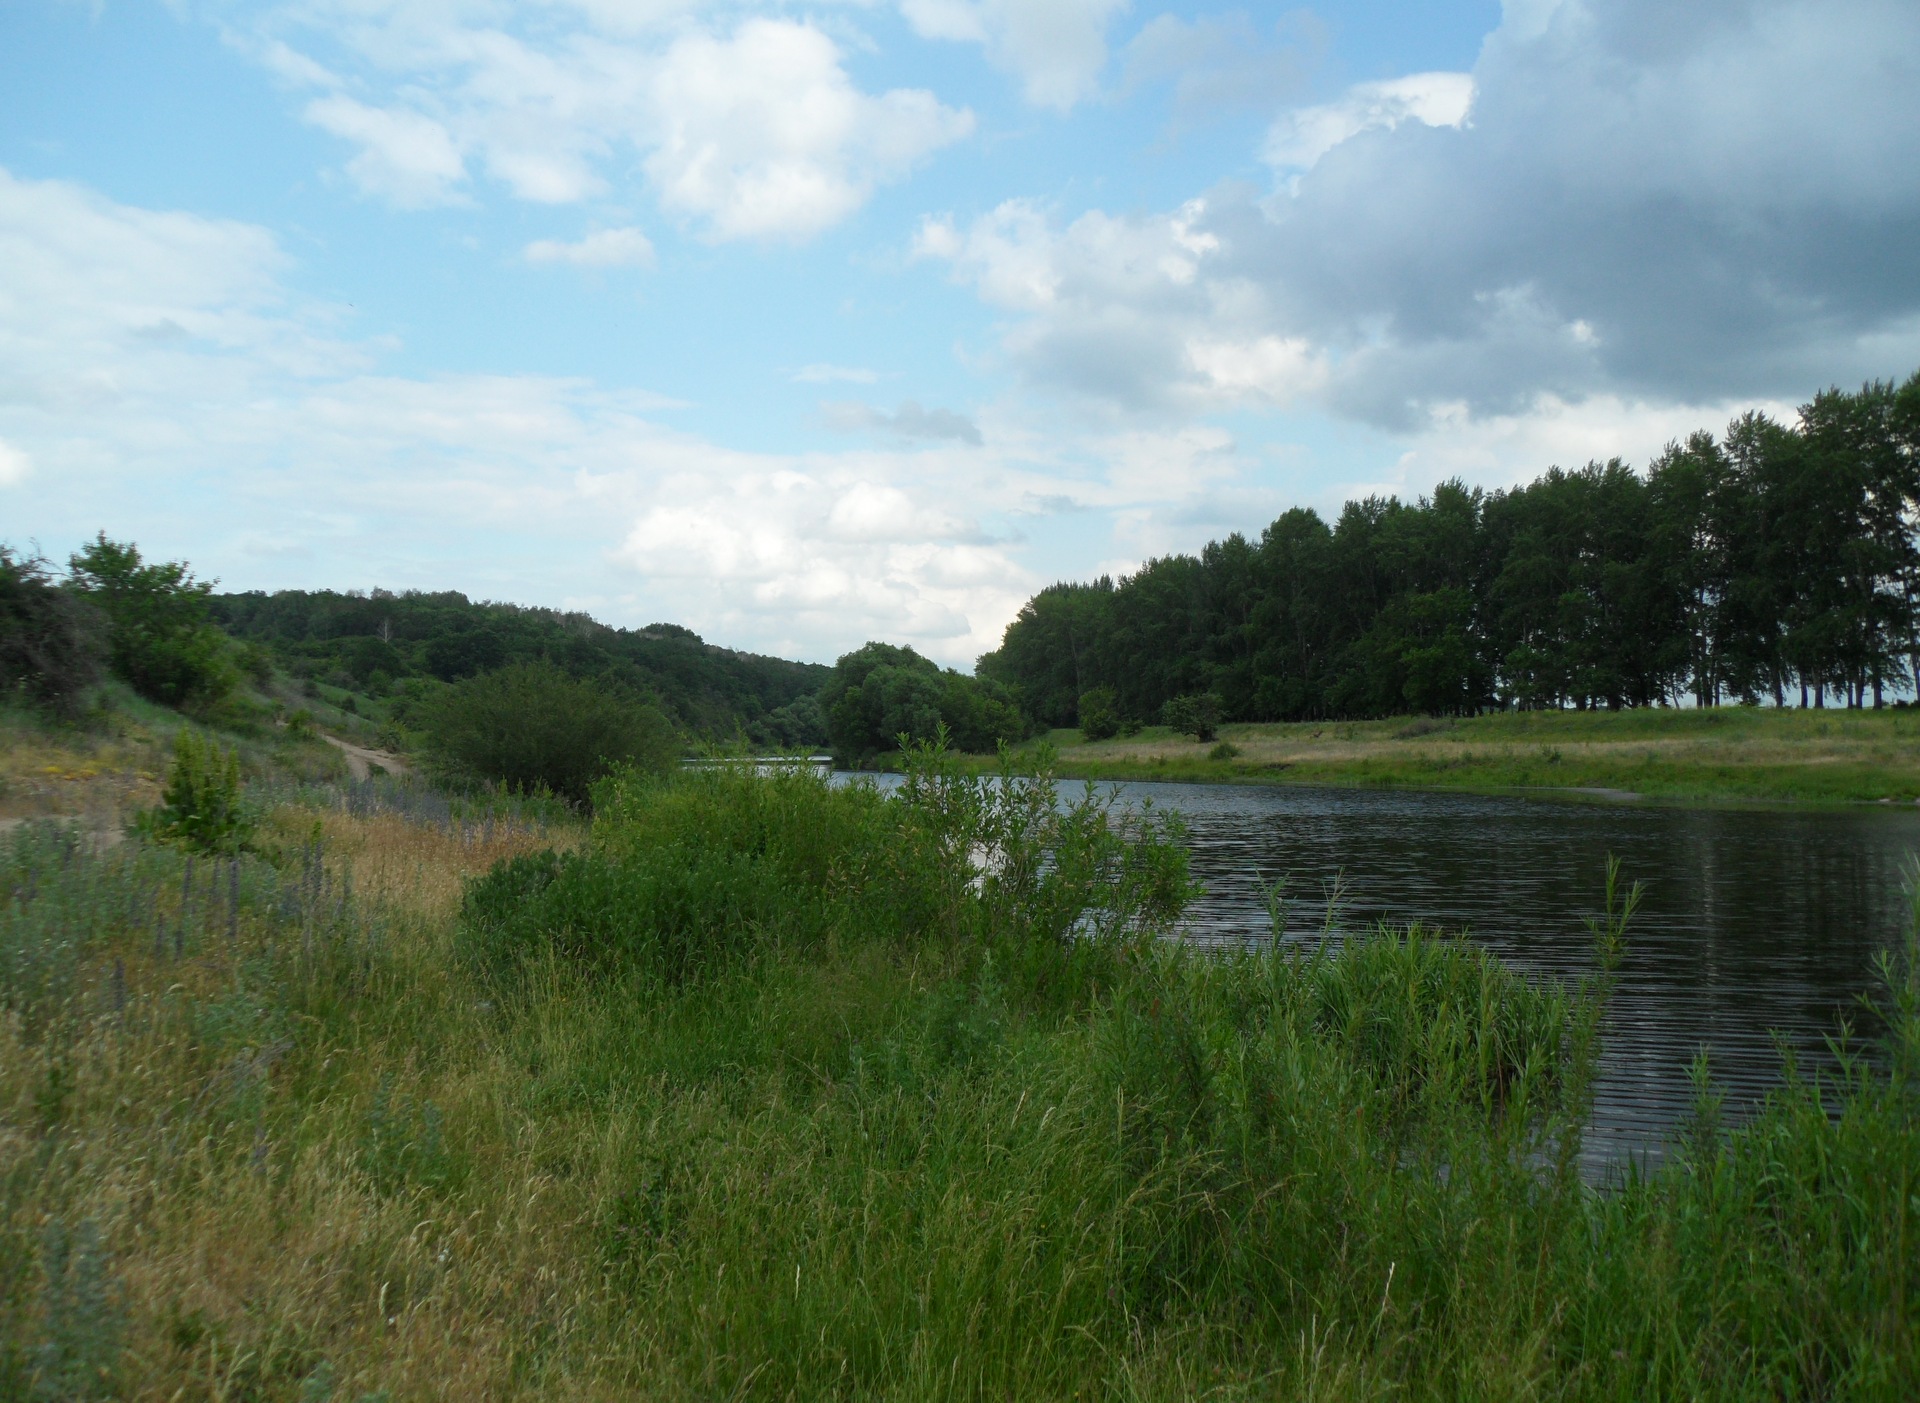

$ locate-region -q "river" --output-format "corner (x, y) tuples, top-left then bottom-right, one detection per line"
(853, 771), (1920, 1171)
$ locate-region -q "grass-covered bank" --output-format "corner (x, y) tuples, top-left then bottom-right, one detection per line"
(3, 738), (1917, 1398)
(992, 705), (1920, 805)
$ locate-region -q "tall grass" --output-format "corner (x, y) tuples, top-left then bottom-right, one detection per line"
(0, 747), (1913, 1398)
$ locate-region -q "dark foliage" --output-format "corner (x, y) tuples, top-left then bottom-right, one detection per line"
(65, 535), (236, 710)
(418, 660), (679, 805)
(1162, 692), (1223, 742)
(0, 547), (102, 717)
(208, 587), (829, 746)
(1077, 686), (1120, 740)
(821, 641), (1025, 763)
(981, 371), (1920, 720)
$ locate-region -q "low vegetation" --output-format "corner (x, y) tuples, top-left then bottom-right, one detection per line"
(1, 708), (1914, 1398)
(1032, 704), (1920, 804)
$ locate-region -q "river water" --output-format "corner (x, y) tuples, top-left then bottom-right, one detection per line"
(852, 771), (1920, 1170)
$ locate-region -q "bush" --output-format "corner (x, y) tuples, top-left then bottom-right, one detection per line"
(0, 547), (103, 717)
(140, 729), (253, 855)
(1206, 740), (1239, 761)
(1162, 692), (1224, 742)
(1077, 686), (1120, 741)
(65, 535), (236, 710)
(419, 660), (678, 806)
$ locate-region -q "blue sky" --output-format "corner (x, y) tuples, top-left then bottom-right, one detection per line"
(4, 0), (1918, 666)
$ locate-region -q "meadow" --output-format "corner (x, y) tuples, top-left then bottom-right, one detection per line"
(1017, 705), (1920, 806)
(1, 712), (1916, 1399)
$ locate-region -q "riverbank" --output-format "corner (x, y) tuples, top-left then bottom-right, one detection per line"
(991, 706), (1920, 805)
(3, 732), (1916, 1397)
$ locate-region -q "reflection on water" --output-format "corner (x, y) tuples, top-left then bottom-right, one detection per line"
(1119, 782), (1920, 1169)
(848, 771), (1920, 1169)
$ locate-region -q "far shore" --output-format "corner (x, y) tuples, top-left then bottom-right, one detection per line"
(918, 706), (1920, 808)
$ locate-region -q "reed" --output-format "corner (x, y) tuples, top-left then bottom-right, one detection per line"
(0, 747), (1913, 1398)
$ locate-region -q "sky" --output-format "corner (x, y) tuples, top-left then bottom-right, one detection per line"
(4, 0), (1918, 668)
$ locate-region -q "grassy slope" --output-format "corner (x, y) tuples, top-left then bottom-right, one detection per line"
(2, 717), (1916, 1399)
(1013, 706), (1920, 805)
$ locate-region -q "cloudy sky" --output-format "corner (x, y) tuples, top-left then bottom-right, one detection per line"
(4, 0), (1917, 666)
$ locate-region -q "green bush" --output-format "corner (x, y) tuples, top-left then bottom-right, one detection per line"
(1162, 691), (1224, 742)
(1206, 739), (1239, 760)
(140, 729), (254, 855)
(1077, 686), (1120, 741)
(0, 547), (103, 717)
(65, 534), (237, 711)
(418, 660), (678, 805)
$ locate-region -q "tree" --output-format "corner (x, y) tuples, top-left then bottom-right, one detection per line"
(1163, 693), (1223, 742)
(823, 642), (1026, 763)
(1078, 686), (1120, 741)
(419, 661), (679, 805)
(65, 535), (235, 709)
(0, 546), (103, 716)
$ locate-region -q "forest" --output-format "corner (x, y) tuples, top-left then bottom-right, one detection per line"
(209, 587), (830, 747)
(980, 373), (1920, 728)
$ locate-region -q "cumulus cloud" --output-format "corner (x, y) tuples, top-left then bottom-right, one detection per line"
(0, 167), (1056, 664)
(644, 20), (972, 240)
(246, 7), (971, 239)
(921, 0), (1920, 427)
(524, 226), (656, 268)
(900, 0), (1128, 109)
(1261, 71), (1473, 175)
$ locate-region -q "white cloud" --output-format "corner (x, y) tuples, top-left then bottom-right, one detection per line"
(644, 20), (972, 240)
(0, 166), (1056, 665)
(303, 95), (469, 207)
(248, 8), (971, 239)
(1262, 71), (1474, 174)
(525, 226), (656, 268)
(900, 0), (1128, 110)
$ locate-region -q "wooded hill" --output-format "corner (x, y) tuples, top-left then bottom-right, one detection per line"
(209, 589), (830, 747)
(980, 372), (1920, 727)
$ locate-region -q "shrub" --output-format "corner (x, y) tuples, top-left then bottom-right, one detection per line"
(418, 660), (678, 806)
(1077, 686), (1120, 741)
(65, 535), (236, 710)
(1206, 740), (1239, 761)
(0, 547), (103, 717)
(140, 729), (253, 855)
(1162, 692), (1223, 742)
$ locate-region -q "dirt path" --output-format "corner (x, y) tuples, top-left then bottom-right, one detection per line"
(322, 734), (412, 781)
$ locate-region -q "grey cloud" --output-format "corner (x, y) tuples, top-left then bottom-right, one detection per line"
(825, 399), (984, 444)
(959, 0), (1920, 426)
(1236, 0), (1920, 414)
(1121, 12), (1319, 121)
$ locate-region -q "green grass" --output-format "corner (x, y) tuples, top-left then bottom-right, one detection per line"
(988, 706), (1920, 805)
(1, 741), (1915, 1398)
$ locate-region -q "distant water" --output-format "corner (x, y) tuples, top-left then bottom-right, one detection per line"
(848, 772), (1920, 1170)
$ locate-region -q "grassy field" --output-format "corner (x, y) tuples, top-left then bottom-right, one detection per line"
(1007, 706), (1920, 805)
(2, 714), (1917, 1399)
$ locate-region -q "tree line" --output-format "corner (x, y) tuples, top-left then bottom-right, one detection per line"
(979, 372), (1920, 727)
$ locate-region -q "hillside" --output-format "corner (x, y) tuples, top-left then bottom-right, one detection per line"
(210, 588), (830, 748)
